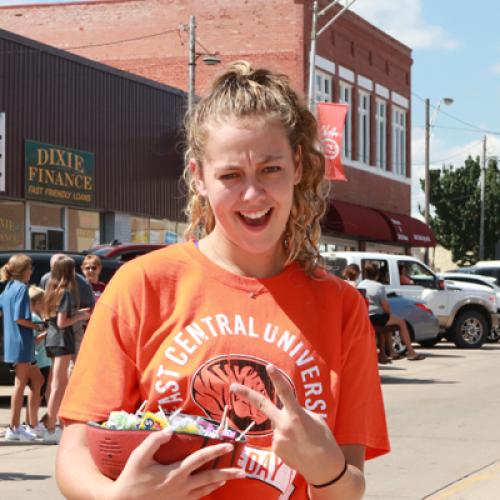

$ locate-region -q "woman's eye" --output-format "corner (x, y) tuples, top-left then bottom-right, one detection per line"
(263, 166), (281, 173)
(219, 172), (239, 180)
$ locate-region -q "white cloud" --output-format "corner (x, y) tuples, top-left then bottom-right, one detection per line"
(411, 130), (500, 218)
(490, 62), (500, 74)
(350, 0), (460, 50)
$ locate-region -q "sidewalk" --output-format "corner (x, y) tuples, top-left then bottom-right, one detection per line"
(426, 460), (500, 500)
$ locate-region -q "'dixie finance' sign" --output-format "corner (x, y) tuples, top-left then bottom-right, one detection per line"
(25, 140), (95, 207)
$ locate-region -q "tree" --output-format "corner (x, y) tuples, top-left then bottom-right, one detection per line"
(420, 156), (500, 265)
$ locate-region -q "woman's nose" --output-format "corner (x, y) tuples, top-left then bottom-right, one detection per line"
(241, 178), (266, 201)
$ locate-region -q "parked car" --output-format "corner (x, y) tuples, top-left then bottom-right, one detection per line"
(322, 251), (498, 349)
(448, 261), (500, 282)
(438, 272), (500, 342)
(0, 250), (123, 384)
(387, 293), (440, 354)
(86, 242), (169, 262)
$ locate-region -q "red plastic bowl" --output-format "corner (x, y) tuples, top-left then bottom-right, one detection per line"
(86, 422), (246, 480)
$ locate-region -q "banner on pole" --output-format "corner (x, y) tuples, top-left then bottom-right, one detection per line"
(317, 102), (348, 181)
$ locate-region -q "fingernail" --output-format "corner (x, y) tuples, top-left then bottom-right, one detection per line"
(236, 469), (246, 478)
(223, 444), (234, 453)
(218, 480), (227, 487)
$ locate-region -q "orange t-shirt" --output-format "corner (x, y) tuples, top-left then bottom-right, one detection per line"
(60, 241), (389, 499)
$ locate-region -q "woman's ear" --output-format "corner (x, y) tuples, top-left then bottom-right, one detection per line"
(293, 146), (303, 185)
(190, 159), (207, 196)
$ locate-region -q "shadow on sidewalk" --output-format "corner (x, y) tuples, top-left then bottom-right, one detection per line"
(380, 375), (457, 385)
(0, 472), (51, 481)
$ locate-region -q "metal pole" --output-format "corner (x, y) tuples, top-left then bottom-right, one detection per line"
(479, 135), (486, 260)
(188, 15), (196, 112)
(317, 0), (357, 37)
(423, 98), (431, 265)
(307, 1), (318, 111)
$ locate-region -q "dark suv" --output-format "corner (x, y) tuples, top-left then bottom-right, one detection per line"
(0, 251), (123, 384)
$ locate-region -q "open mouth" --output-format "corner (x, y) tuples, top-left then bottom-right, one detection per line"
(237, 208), (272, 227)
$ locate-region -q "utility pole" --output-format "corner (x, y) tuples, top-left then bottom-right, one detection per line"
(479, 135), (486, 260)
(188, 15), (196, 112)
(423, 98), (431, 264)
(307, 1), (319, 111)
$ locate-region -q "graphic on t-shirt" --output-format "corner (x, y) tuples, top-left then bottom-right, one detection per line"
(191, 354), (295, 436)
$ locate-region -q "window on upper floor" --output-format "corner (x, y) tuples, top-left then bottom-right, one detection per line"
(315, 70), (332, 103)
(339, 82), (352, 159)
(376, 99), (387, 170)
(358, 90), (370, 164)
(392, 106), (407, 176)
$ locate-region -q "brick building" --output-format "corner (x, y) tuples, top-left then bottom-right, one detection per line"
(0, 0), (436, 252)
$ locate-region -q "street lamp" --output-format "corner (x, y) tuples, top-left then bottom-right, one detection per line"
(184, 16), (221, 112)
(424, 96), (454, 226)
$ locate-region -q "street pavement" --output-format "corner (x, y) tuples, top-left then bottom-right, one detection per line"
(0, 341), (499, 499)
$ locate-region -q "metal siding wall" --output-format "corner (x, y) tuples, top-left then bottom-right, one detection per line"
(0, 31), (186, 220)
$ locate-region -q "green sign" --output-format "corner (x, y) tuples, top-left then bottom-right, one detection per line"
(25, 140), (95, 207)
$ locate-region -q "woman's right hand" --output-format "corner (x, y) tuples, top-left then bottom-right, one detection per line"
(107, 428), (246, 500)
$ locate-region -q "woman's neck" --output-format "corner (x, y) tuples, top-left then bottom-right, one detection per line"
(198, 234), (286, 279)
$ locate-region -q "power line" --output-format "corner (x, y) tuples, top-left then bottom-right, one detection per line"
(64, 28), (179, 50)
(412, 91), (500, 136)
(413, 139), (484, 167)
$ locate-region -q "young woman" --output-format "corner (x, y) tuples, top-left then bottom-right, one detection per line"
(42, 256), (90, 444)
(57, 62), (389, 499)
(0, 254), (44, 441)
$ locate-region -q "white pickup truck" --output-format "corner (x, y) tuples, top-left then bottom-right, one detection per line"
(321, 251), (499, 349)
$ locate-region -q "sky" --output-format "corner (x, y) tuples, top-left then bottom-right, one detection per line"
(1, 0), (499, 218)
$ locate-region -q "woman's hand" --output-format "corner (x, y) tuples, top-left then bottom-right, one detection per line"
(230, 364), (345, 486)
(108, 428), (246, 500)
(77, 308), (91, 322)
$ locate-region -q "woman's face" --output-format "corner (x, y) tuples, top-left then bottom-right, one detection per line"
(193, 118), (302, 260)
(22, 264), (33, 283)
(82, 262), (101, 283)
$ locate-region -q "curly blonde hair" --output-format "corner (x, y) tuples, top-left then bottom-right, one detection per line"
(183, 61), (329, 275)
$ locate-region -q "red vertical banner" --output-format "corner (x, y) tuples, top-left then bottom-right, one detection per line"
(317, 102), (348, 181)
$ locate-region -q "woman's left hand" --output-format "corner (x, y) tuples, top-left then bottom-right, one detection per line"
(230, 364), (345, 486)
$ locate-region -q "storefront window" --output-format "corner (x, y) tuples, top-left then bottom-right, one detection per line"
(0, 200), (25, 250)
(130, 216), (150, 243)
(68, 209), (100, 251)
(149, 218), (180, 244)
(29, 203), (63, 228)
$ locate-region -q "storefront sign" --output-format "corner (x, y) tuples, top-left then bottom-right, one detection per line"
(25, 140), (95, 207)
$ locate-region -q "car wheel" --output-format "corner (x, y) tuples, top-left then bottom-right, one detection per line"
(418, 336), (442, 348)
(451, 310), (488, 349)
(487, 326), (500, 343)
(392, 330), (407, 355)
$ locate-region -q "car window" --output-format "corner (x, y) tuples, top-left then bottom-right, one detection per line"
(322, 257), (347, 277)
(361, 259), (389, 284)
(398, 260), (437, 288)
(474, 268), (500, 281)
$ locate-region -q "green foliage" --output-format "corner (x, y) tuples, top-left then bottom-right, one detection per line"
(420, 156), (500, 265)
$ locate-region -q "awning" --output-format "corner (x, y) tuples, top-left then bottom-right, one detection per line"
(323, 200), (394, 241)
(377, 210), (437, 247)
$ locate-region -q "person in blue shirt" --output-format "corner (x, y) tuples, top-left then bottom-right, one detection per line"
(0, 254), (45, 441)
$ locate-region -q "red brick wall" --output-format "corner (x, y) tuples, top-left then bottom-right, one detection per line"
(0, 0), (412, 215)
(332, 166), (411, 214)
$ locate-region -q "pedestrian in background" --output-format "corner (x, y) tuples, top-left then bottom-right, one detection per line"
(40, 253), (94, 361)
(359, 262), (425, 362)
(25, 285), (52, 438)
(81, 254), (106, 301)
(57, 61), (389, 499)
(342, 263), (361, 287)
(42, 256), (90, 443)
(0, 254), (44, 441)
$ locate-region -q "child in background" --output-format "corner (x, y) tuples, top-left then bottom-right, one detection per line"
(42, 256), (90, 444)
(57, 62), (389, 499)
(0, 254), (44, 441)
(26, 285), (52, 437)
(81, 254), (106, 301)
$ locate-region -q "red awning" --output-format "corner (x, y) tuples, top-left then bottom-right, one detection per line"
(323, 200), (394, 241)
(377, 210), (437, 247)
